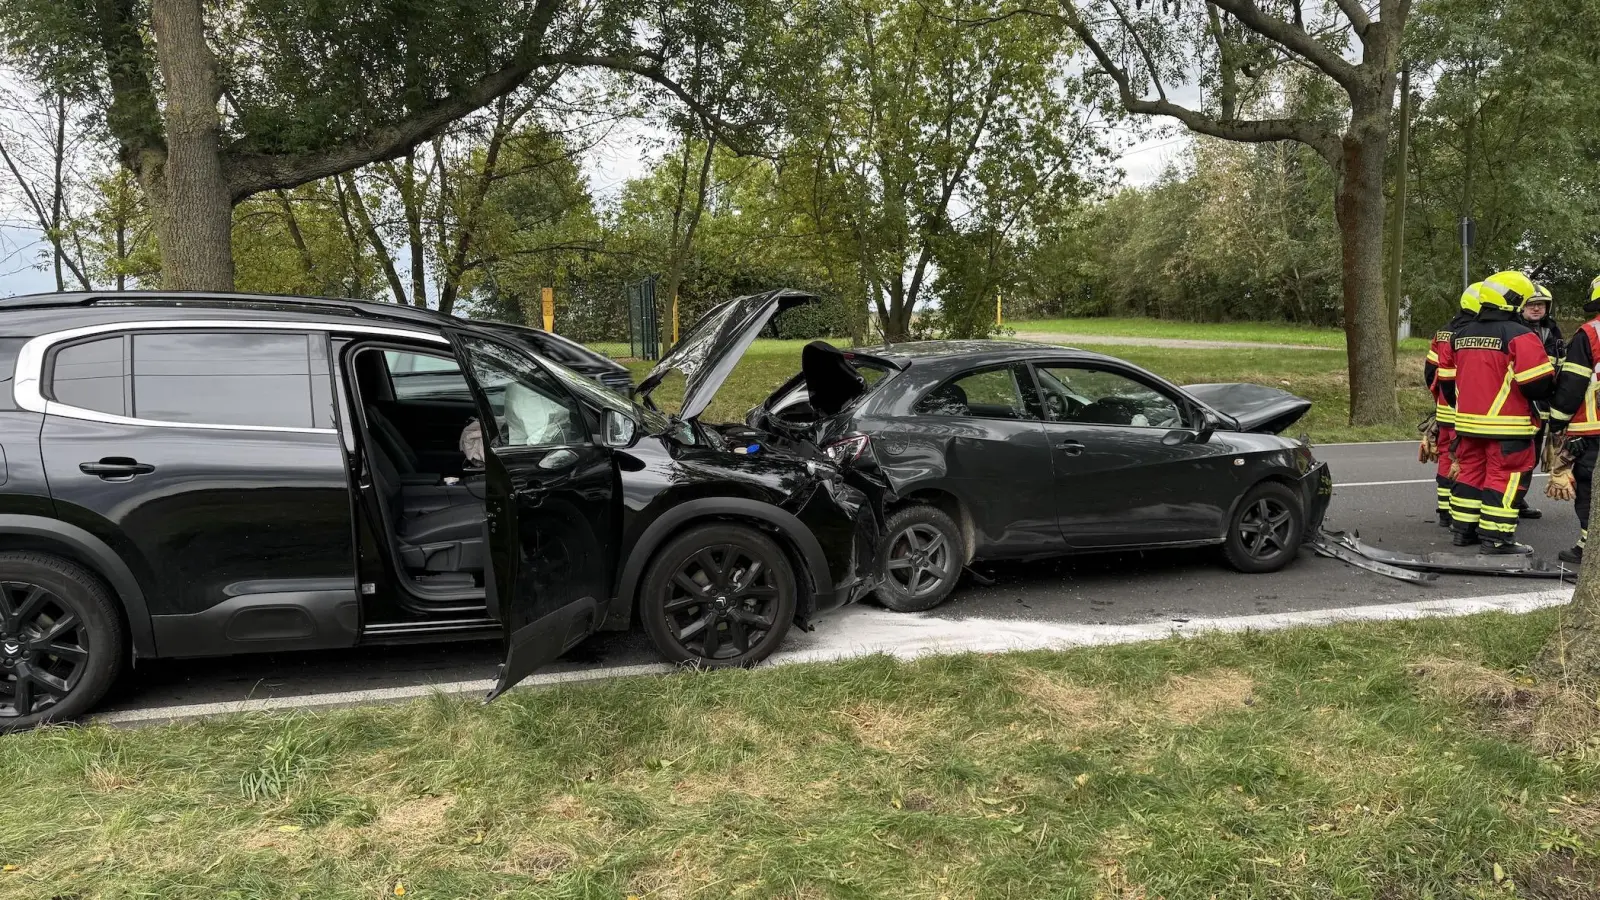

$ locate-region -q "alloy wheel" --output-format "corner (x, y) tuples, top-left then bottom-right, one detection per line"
(1238, 497), (1295, 560)
(661, 544), (782, 661)
(0, 581), (90, 719)
(885, 523), (954, 599)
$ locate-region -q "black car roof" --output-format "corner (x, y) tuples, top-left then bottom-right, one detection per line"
(0, 290), (469, 336)
(856, 339), (1115, 367)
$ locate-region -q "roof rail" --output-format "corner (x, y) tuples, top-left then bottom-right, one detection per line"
(0, 291), (459, 326)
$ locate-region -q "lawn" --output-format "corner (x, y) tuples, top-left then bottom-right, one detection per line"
(617, 339), (1433, 444)
(4, 611), (1598, 898)
(1009, 316), (1433, 354)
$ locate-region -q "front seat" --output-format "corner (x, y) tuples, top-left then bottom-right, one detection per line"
(366, 427), (485, 574)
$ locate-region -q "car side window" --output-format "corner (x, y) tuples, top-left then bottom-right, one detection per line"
(47, 331), (335, 429)
(915, 366), (1032, 420)
(1035, 365), (1185, 429)
(384, 350), (473, 402)
(457, 337), (587, 448)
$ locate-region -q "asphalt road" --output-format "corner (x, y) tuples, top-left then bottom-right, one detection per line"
(97, 439), (1580, 717)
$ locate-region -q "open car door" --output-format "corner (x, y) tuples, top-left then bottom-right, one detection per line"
(451, 333), (617, 700)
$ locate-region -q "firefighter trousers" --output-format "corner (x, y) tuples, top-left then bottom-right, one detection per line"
(1451, 436), (1537, 543)
(1576, 438), (1598, 552)
(1435, 424), (1457, 517)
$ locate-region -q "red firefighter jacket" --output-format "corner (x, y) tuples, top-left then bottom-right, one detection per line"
(1550, 318), (1600, 434)
(1436, 308), (1555, 438)
(1425, 310), (1476, 425)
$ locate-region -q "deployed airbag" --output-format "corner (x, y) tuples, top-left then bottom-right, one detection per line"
(1184, 383), (1312, 434)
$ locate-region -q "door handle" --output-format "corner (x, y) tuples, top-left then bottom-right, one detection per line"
(1055, 440), (1085, 456)
(80, 458), (155, 479)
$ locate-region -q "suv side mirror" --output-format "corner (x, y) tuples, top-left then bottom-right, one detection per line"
(1195, 409), (1220, 444)
(602, 408), (639, 448)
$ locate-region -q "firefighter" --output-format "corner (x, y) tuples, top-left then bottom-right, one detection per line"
(1436, 270), (1556, 554)
(1545, 275), (1600, 564)
(1513, 284), (1563, 519)
(1424, 283), (1483, 526)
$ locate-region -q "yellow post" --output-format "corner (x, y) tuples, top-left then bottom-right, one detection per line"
(996, 290), (1002, 327)
(541, 286), (554, 331)
(672, 294), (680, 344)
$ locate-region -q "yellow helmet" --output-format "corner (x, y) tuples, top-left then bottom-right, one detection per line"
(1480, 271), (1539, 312)
(1460, 282), (1484, 314)
(1591, 275), (1600, 305)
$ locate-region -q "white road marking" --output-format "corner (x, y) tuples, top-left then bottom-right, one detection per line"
(94, 586), (1574, 727)
(1339, 474), (1549, 488)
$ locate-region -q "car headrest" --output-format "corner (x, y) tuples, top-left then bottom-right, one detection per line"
(802, 341), (867, 417)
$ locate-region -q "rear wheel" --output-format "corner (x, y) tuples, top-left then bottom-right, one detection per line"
(639, 525), (797, 668)
(1222, 482), (1305, 574)
(874, 504), (963, 612)
(0, 553), (124, 732)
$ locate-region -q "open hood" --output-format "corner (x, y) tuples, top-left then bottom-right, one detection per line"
(1183, 383), (1312, 435)
(638, 288), (819, 420)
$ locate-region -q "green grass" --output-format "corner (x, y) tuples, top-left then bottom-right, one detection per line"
(1011, 317), (1432, 353)
(3, 611), (1598, 898)
(615, 339), (1431, 444)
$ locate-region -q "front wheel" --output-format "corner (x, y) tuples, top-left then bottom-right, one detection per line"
(1222, 482), (1305, 574)
(0, 552), (125, 732)
(639, 524), (798, 668)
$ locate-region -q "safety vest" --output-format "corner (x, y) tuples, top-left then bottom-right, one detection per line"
(1440, 312), (1554, 438)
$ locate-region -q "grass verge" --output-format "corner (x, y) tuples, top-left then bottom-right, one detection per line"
(3, 611), (1598, 898)
(617, 339), (1431, 444)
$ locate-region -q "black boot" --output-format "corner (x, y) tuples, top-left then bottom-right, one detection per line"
(1479, 539), (1534, 556)
(1437, 509), (1452, 528)
(1558, 546), (1583, 565)
(1451, 528), (1478, 547)
(1518, 507), (1543, 520)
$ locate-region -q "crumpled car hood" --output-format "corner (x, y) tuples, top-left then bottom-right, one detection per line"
(638, 288), (819, 420)
(1184, 383), (1312, 435)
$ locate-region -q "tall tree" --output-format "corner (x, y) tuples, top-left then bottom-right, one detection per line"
(0, 0), (787, 291)
(792, 0), (1104, 341)
(0, 76), (93, 289)
(1051, 0), (1411, 426)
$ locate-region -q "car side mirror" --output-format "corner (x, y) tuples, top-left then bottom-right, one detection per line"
(1195, 409), (1221, 444)
(602, 408), (639, 448)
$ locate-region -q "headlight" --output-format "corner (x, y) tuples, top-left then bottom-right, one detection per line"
(822, 434), (871, 464)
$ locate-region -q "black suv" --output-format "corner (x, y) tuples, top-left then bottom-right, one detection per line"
(0, 290), (877, 730)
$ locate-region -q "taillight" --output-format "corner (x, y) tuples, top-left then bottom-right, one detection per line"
(822, 434), (870, 464)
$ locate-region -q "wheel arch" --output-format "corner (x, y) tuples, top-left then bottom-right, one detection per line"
(890, 486), (976, 564)
(1222, 472), (1307, 539)
(608, 499), (833, 631)
(0, 514), (155, 659)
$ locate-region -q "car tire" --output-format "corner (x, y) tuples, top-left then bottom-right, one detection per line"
(874, 504), (963, 613)
(1222, 481), (1305, 574)
(638, 524), (797, 668)
(0, 552), (125, 732)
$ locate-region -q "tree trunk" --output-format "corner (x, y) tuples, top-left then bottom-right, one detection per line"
(147, 0), (234, 291)
(1334, 114), (1400, 427)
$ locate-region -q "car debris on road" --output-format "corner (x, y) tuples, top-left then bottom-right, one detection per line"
(1312, 529), (1572, 583)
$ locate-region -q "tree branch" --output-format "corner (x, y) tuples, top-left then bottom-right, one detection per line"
(1207, 0), (1362, 90)
(1333, 0), (1373, 35)
(1063, 4), (1341, 165)
(224, 0), (565, 201)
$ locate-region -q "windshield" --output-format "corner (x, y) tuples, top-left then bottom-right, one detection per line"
(539, 350), (671, 434)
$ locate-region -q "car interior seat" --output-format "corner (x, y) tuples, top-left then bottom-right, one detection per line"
(802, 341), (868, 417)
(353, 349), (486, 577)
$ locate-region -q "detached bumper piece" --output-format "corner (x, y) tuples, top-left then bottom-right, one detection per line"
(1312, 529), (1574, 583)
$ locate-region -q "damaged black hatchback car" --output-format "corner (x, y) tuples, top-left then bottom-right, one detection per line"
(0, 290), (877, 730)
(746, 339), (1333, 611)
